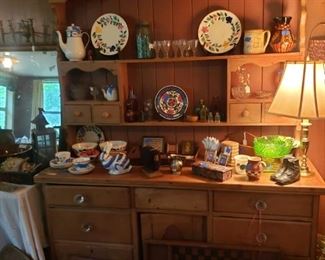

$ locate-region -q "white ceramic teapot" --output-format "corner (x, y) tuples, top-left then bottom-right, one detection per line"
(56, 24), (90, 61)
(102, 84), (118, 101)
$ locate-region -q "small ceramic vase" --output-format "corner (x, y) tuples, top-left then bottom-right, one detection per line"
(270, 16), (295, 53)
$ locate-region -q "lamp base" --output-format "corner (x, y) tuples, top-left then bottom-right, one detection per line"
(300, 164), (313, 177)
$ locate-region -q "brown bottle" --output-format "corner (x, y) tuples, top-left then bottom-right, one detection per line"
(125, 89), (138, 122)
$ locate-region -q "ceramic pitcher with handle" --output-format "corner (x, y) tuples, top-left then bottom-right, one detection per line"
(56, 24), (90, 61)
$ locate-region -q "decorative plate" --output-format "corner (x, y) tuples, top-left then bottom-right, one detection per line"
(68, 163), (95, 175)
(76, 125), (105, 143)
(198, 10), (242, 54)
(91, 13), (129, 55)
(154, 85), (188, 120)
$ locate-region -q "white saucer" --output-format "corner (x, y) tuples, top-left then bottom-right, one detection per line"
(50, 159), (73, 169)
(68, 164), (95, 175)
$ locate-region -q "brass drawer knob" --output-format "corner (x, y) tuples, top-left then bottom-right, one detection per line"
(73, 111), (82, 117)
(73, 194), (86, 204)
(256, 232), (267, 244)
(102, 112), (111, 118)
(255, 200), (267, 211)
(81, 223), (93, 233)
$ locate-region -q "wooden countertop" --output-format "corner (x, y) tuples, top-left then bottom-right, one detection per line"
(34, 162), (325, 195)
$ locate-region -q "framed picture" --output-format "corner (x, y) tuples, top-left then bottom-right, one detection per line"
(142, 136), (165, 153)
(180, 141), (195, 155)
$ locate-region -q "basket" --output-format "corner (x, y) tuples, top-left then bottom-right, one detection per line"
(309, 38), (325, 61)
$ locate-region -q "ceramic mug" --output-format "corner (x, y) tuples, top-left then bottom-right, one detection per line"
(234, 154), (249, 175)
(243, 29), (271, 54)
(246, 156), (266, 181)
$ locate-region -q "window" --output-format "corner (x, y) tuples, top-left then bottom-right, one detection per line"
(42, 80), (61, 128)
(0, 85), (13, 129)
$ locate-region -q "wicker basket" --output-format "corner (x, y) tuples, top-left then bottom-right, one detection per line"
(309, 38), (325, 60)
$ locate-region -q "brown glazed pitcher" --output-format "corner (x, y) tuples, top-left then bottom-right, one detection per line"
(270, 16), (295, 53)
(246, 156), (266, 181)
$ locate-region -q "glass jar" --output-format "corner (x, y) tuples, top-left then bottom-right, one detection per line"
(136, 21), (152, 59)
(270, 16), (295, 53)
(125, 89), (138, 122)
(231, 66), (251, 99)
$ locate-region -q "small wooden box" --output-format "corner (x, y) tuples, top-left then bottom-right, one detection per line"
(192, 161), (233, 182)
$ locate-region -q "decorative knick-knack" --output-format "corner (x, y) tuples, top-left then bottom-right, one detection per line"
(270, 16), (295, 53)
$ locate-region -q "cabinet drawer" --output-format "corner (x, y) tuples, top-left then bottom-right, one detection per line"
(229, 103), (261, 123)
(135, 188), (208, 211)
(212, 217), (311, 256)
(64, 105), (91, 124)
(93, 105), (121, 124)
(213, 191), (313, 218)
(141, 213), (206, 241)
(45, 185), (130, 208)
(49, 208), (132, 244)
(55, 241), (133, 260)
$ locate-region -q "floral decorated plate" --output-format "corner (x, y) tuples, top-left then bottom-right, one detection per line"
(49, 158), (73, 169)
(76, 125), (105, 143)
(91, 13), (129, 55)
(198, 10), (242, 54)
(154, 85), (188, 120)
(68, 163), (95, 175)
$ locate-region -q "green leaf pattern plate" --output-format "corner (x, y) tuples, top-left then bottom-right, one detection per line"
(198, 10), (242, 54)
(91, 13), (129, 55)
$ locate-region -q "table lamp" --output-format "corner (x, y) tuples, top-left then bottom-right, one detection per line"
(268, 22), (325, 176)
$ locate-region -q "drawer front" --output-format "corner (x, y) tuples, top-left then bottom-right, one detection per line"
(212, 217), (311, 257)
(135, 188), (208, 211)
(229, 103), (261, 123)
(64, 105), (91, 124)
(141, 213), (206, 241)
(45, 185), (130, 208)
(93, 105), (121, 124)
(213, 191), (313, 218)
(263, 103), (298, 124)
(55, 241), (133, 260)
(49, 208), (132, 244)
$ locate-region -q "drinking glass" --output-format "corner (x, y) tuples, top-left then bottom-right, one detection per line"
(177, 39), (187, 57)
(161, 40), (171, 58)
(152, 41), (161, 58)
(171, 40), (179, 57)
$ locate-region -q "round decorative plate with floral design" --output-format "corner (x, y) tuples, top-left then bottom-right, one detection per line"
(91, 13), (129, 55)
(198, 10), (242, 54)
(154, 85), (188, 120)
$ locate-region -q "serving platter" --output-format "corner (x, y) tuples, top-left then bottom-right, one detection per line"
(91, 13), (129, 55)
(154, 85), (188, 120)
(198, 10), (241, 54)
(68, 164), (95, 175)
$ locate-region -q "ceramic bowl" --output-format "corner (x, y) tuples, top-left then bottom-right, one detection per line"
(72, 142), (98, 157)
(99, 140), (127, 152)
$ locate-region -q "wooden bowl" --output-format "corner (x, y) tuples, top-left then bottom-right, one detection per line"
(185, 115), (199, 122)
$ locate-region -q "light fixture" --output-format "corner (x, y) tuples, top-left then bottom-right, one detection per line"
(268, 22), (325, 177)
(0, 52), (19, 70)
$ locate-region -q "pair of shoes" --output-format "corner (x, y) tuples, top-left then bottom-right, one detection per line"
(270, 155), (300, 185)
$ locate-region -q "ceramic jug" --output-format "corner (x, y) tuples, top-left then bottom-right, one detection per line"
(269, 16), (295, 53)
(246, 156), (266, 181)
(56, 24), (90, 61)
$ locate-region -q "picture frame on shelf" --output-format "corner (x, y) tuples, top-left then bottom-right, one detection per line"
(142, 136), (165, 153)
(180, 140), (195, 155)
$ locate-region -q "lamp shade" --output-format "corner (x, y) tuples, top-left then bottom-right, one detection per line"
(268, 61), (325, 119)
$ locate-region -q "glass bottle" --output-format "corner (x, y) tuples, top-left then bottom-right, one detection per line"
(136, 21), (152, 59)
(199, 104), (208, 122)
(125, 89), (138, 122)
(270, 16), (295, 53)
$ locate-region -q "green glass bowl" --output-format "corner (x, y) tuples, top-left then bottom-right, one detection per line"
(253, 135), (295, 159)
